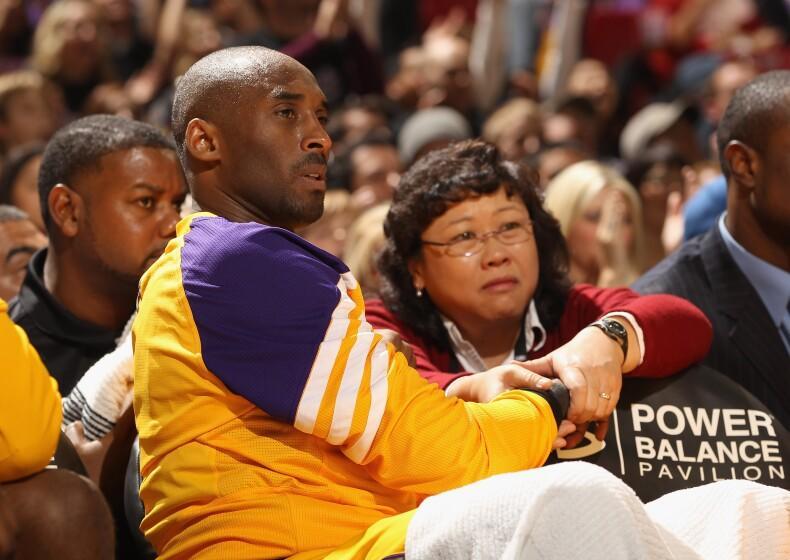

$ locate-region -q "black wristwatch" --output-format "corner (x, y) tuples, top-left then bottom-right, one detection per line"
(589, 317), (628, 365)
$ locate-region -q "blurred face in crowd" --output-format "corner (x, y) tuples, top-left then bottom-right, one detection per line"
(349, 144), (401, 206)
(566, 60), (618, 121)
(537, 146), (587, 190)
(212, 61), (332, 230)
(0, 217), (47, 300)
(706, 61), (758, 125)
(638, 162), (684, 229)
(566, 187), (635, 278)
(55, 1), (102, 83)
(341, 108), (388, 147)
(422, 36), (473, 114)
(496, 118), (541, 161)
(92, 0), (131, 25)
(410, 186), (539, 332)
(8, 154), (44, 231)
(260, 0), (320, 41)
(0, 89), (57, 150)
(57, 147), (186, 286)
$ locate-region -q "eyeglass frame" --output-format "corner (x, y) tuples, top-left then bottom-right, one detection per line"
(420, 220), (534, 258)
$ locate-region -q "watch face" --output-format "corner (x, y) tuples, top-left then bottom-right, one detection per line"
(603, 318), (627, 338)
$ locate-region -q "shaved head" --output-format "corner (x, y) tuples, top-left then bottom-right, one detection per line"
(717, 70), (790, 177)
(172, 46), (313, 164)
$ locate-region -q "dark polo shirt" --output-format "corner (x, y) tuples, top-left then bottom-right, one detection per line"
(9, 249), (124, 395)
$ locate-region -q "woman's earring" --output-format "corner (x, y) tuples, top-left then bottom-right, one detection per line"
(416, 287), (423, 297)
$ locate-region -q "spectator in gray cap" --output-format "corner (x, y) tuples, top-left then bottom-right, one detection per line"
(620, 101), (702, 163)
(398, 106), (472, 167)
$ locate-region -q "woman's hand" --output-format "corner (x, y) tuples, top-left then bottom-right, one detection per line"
(514, 322), (635, 440)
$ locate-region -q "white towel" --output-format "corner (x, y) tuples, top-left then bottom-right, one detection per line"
(406, 462), (790, 560)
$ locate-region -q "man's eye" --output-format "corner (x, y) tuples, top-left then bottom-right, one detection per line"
(318, 115), (329, 126)
(277, 108), (296, 119)
(137, 197), (154, 209)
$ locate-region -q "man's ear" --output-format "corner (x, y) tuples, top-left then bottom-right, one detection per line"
(185, 118), (222, 163)
(723, 140), (759, 191)
(48, 184), (81, 238)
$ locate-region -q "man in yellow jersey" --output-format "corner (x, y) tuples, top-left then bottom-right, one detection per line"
(133, 46), (577, 559)
(0, 298), (114, 559)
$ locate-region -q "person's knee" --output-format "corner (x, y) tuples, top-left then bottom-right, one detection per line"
(3, 469), (114, 559)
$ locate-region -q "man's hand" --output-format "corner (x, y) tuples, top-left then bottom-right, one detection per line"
(445, 363), (554, 403)
(376, 329), (415, 368)
(514, 325), (627, 439)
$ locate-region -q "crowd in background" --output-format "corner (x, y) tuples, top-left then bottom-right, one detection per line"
(0, 0), (789, 558)
(0, 0), (788, 301)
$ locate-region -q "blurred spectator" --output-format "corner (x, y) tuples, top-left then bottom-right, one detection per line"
(699, 58), (758, 155)
(0, 71), (60, 155)
(344, 202), (389, 298)
(0, 144), (46, 230)
(620, 100), (703, 163)
(482, 97), (542, 161)
(31, 0), (113, 113)
(542, 96), (600, 156)
(344, 131), (401, 209)
(683, 173), (727, 240)
(298, 189), (357, 257)
(682, 159), (720, 200)
(625, 143), (689, 266)
(534, 141), (589, 190)
(385, 45), (427, 111)
(326, 94), (395, 152)
(0, 206), (47, 301)
(240, 0), (384, 106)
(545, 161), (646, 287)
(9, 115), (185, 394)
(210, 0), (264, 41)
(93, 0), (154, 80)
(419, 33), (475, 115)
(398, 106), (472, 168)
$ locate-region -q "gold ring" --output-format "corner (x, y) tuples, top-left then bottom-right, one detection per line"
(599, 392), (611, 400)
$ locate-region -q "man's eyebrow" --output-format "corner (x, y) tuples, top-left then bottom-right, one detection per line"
(270, 88), (303, 101)
(6, 245), (37, 263)
(270, 88), (329, 110)
(131, 183), (165, 194)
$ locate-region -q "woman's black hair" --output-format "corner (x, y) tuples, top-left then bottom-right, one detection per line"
(378, 139), (571, 352)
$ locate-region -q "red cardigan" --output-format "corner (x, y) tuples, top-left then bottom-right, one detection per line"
(366, 284), (713, 389)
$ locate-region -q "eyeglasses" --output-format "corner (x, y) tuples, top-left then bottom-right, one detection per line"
(421, 221), (533, 257)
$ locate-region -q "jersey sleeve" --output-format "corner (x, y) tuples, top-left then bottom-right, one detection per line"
(180, 221), (559, 495)
(0, 299), (62, 482)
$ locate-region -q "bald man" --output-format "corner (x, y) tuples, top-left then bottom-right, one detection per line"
(132, 46), (565, 559)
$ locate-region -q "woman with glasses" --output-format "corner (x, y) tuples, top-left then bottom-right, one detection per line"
(366, 140), (712, 443)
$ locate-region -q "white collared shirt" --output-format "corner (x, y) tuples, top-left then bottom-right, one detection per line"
(442, 300), (547, 373)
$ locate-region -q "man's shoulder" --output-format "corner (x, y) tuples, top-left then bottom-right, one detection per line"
(181, 214), (347, 275)
(632, 230), (717, 297)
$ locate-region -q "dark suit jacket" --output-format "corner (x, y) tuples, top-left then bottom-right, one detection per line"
(633, 226), (790, 428)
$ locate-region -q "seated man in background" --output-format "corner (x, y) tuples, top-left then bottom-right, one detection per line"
(634, 70), (790, 428)
(10, 114), (186, 394)
(0, 206), (46, 302)
(0, 297), (113, 559)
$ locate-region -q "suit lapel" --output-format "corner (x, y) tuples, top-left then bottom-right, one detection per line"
(701, 228), (790, 399)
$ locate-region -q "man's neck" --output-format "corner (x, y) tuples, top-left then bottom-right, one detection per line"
(43, 249), (136, 331)
(725, 206), (789, 273)
(193, 186), (287, 229)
